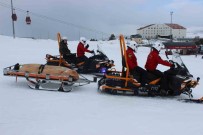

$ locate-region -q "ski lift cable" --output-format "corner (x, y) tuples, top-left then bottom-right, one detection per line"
(0, 2), (10, 8)
(0, 2), (109, 36)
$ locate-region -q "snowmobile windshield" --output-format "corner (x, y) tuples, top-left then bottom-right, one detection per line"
(172, 52), (184, 68)
(97, 45), (109, 61)
(171, 51), (191, 76)
(97, 45), (106, 56)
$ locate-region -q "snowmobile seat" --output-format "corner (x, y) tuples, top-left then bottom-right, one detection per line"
(76, 57), (85, 67)
(46, 54), (70, 68)
(146, 72), (159, 82)
(76, 62), (85, 67)
(146, 72), (161, 85)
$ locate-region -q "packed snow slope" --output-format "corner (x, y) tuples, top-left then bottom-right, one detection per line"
(0, 35), (203, 135)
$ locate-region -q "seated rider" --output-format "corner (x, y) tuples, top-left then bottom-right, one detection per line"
(77, 37), (94, 71)
(145, 41), (174, 93)
(59, 36), (76, 64)
(126, 42), (148, 88)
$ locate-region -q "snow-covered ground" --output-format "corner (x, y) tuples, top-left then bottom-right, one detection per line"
(0, 35), (203, 135)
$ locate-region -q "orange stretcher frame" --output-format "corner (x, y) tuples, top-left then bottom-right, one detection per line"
(57, 32), (63, 66)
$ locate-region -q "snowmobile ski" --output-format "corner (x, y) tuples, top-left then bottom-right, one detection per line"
(178, 97), (203, 104)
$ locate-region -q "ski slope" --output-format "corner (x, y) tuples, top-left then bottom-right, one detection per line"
(0, 35), (203, 135)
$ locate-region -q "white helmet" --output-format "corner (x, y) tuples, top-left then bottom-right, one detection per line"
(152, 41), (164, 52)
(61, 36), (67, 41)
(80, 37), (86, 45)
(127, 42), (138, 52)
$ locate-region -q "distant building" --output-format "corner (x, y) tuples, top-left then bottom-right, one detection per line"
(137, 23), (186, 39)
(130, 34), (142, 44)
(163, 41), (197, 55)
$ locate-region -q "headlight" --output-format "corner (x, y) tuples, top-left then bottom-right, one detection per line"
(100, 67), (107, 73)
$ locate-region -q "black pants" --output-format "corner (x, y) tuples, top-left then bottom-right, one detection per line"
(147, 70), (167, 90)
(147, 70), (163, 78)
(131, 66), (148, 87)
(63, 53), (76, 64)
(77, 56), (90, 71)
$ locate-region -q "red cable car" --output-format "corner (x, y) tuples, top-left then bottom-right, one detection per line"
(25, 11), (31, 25)
(11, 9), (17, 21)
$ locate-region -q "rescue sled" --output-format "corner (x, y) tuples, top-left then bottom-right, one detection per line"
(98, 35), (200, 98)
(3, 63), (95, 92)
(46, 33), (114, 76)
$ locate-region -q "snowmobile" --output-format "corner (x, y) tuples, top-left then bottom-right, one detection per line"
(3, 63), (96, 92)
(46, 33), (114, 76)
(76, 46), (115, 75)
(98, 35), (200, 99)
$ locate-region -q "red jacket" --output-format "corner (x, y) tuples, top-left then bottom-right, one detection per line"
(77, 42), (91, 57)
(145, 49), (172, 71)
(126, 48), (138, 70)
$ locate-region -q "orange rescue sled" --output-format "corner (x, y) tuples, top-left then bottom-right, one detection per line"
(3, 63), (93, 92)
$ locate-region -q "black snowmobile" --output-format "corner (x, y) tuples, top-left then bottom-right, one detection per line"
(46, 33), (114, 76)
(98, 35), (200, 99)
(76, 46), (114, 75)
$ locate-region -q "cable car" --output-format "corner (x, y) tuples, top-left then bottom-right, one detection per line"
(11, 9), (17, 21)
(25, 11), (31, 25)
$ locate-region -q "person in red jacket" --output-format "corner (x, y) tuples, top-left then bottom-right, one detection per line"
(77, 37), (94, 71)
(145, 41), (173, 93)
(126, 42), (147, 87)
(77, 37), (94, 58)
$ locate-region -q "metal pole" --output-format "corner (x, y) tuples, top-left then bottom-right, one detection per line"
(170, 11), (173, 41)
(11, 0), (15, 38)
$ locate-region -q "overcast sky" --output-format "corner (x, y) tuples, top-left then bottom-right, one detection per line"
(0, 0), (203, 40)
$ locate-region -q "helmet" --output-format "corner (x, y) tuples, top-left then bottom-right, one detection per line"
(80, 37), (86, 45)
(127, 42), (138, 52)
(152, 41), (164, 52)
(61, 36), (67, 41)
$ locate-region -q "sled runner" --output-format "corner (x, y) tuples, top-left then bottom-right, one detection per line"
(46, 33), (114, 76)
(3, 63), (94, 92)
(98, 35), (200, 98)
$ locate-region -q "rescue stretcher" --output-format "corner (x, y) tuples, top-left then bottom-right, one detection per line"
(3, 63), (96, 92)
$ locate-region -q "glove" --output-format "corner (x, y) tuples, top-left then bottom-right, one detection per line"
(90, 50), (94, 54)
(169, 60), (173, 63)
(85, 44), (89, 49)
(171, 64), (175, 68)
